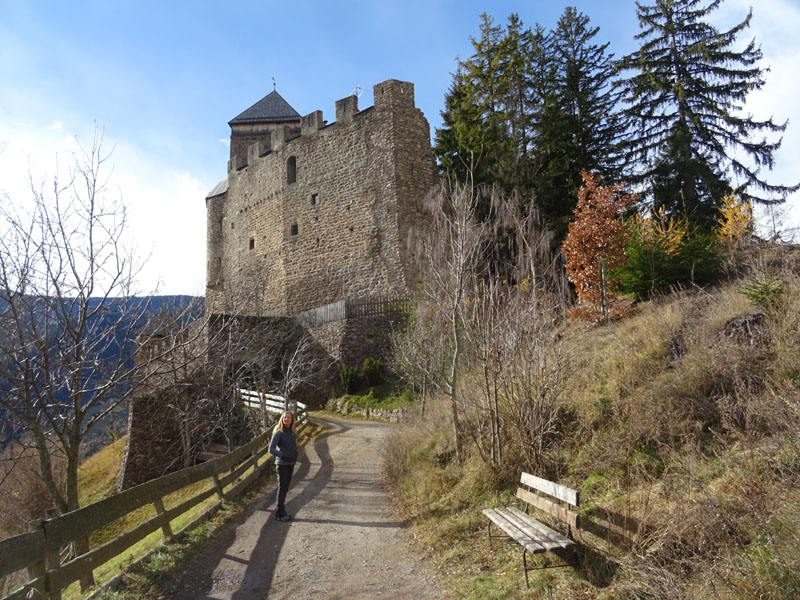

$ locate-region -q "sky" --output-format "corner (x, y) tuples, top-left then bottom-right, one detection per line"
(1, 0), (799, 295)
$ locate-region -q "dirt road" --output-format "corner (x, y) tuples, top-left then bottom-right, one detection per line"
(159, 415), (445, 599)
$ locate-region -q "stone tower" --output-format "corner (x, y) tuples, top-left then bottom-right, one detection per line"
(205, 79), (437, 320)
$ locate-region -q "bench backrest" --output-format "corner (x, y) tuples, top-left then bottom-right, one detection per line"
(516, 472), (580, 532)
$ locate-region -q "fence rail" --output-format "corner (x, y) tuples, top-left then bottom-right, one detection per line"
(0, 392), (306, 600)
(295, 295), (411, 327)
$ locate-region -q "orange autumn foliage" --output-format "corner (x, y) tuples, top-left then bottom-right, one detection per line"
(563, 171), (638, 322)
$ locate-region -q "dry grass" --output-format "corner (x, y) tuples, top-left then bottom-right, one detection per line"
(385, 245), (800, 599)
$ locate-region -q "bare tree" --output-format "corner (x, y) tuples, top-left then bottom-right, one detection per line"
(416, 181), (492, 462)
(0, 129), (152, 517)
(391, 302), (450, 415)
(133, 290), (327, 473)
(0, 129), (161, 588)
(459, 189), (565, 468)
(397, 181), (568, 470)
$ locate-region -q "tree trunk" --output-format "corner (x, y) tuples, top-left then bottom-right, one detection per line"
(448, 314), (462, 464)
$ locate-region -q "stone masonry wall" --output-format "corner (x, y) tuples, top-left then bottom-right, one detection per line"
(206, 79), (437, 319)
(117, 396), (184, 490)
(306, 313), (402, 373)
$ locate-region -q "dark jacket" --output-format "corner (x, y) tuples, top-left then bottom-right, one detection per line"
(269, 428), (298, 465)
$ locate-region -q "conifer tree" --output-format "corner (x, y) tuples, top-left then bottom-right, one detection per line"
(435, 10), (622, 242)
(434, 13), (534, 198)
(535, 7), (624, 239)
(617, 0), (799, 227)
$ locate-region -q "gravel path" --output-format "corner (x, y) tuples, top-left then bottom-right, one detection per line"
(159, 415), (446, 599)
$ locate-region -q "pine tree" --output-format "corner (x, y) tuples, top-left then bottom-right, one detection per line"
(435, 10), (622, 242)
(535, 7), (624, 239)
(617, 0), (799, 227)
(434, 13), (517, 195)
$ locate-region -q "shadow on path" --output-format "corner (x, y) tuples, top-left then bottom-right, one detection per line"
(227, 418), (345, 600)
(164, 416), (406, 599)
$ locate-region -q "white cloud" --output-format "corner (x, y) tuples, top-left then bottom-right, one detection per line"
(218, 138), (230, 147)
(0, 116), (208, 296)
(46, 120), (64, 132)
(117, 162), (208, 296)
(713, 0), (800, 240)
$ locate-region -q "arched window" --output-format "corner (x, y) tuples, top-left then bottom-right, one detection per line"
(287, 156), (297, 184)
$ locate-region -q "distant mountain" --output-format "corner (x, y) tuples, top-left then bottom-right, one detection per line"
(0, 295), (204, 451)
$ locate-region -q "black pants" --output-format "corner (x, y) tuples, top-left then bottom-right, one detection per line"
(276, 463), (295, 517)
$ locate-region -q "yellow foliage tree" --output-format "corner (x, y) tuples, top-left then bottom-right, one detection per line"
(716, 193), (753, 244)
(633, 206), (688, 256)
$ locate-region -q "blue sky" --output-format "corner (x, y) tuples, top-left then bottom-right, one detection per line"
(1, 0), (798, 294)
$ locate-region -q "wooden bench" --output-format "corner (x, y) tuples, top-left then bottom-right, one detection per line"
(483, 472), (580, 587)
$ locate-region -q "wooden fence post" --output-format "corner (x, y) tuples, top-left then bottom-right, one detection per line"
(41, 508), (62, 600)
(26, 518), (47, 599)
(152, 496), (174, 541)
(212, 473), (226, 500)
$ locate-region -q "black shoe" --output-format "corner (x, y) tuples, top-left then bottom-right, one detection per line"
(276, 514), (292, 522)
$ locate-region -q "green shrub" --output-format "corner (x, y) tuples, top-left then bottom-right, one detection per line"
(615, 228), (721, 300)
(362, 357), (384, 386)
(741, 275), (785, 310)
(338, 365), (360, 394)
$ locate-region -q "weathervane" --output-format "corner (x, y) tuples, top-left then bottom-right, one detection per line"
(272, 76), (276, 91)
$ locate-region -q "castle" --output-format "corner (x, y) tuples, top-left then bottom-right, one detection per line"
(205, 78), (437, 319)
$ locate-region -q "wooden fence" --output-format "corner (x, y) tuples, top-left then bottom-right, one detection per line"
(295, 295), (411, 327)
(0, 393), (307, 600)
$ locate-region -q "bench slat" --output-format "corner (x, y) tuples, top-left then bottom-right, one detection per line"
(483, 508), (547, 554)
(516, 487), (579, 529)
(520, 472), (579, 506)
(484, 507), (574, 553)
(503, 507), (574, 551)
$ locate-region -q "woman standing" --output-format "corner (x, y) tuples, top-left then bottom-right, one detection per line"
(268, 411), (298, 521)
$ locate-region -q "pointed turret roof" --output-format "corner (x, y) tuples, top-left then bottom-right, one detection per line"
(228, 90), (301, 125)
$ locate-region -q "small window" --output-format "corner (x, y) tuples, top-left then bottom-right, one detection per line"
(290, 223), (299, 236)
(217, 257), (222, 269)
(231, 222), (235, 229)
(249, 238), (255, 250)
(287, 156), (297, 184)
(218, 219), (223, 234)
(311, 193), (320, 206)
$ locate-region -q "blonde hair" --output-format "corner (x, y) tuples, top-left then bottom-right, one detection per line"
(273, 410), (295, 434)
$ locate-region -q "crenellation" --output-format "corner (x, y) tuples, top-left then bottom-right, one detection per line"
(301, 110), (324, 134)
(335, 95), (359, 123)
(373, 79), (415, 110)
(247, 139), (270, 163)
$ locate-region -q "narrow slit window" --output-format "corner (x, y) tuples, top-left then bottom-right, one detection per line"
(311, 193), (320, 206)
(290, 223), (299, 236)
(249, 238), (255, 250)
(287, 156), (297, 184)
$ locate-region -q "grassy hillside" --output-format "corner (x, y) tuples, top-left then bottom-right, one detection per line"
(385, 244), (800, 599)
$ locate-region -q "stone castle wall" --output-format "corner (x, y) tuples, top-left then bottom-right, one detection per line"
(206, 79), (437, 319)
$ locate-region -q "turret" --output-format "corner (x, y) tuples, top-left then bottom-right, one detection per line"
(228, 89), (301, 167)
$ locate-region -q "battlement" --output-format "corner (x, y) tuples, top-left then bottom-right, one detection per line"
(227, 79), (418, 174)
(335, 94), (359, 123)
(373, 79), (415, 109)
(301, 110), (324, 134)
